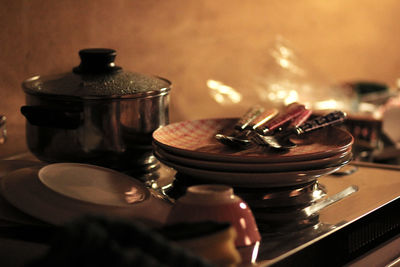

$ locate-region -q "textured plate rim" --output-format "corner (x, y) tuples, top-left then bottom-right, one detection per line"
(154, 145), (353, 173)
(0, 166), (171, 226)
(156, 156), (351, 188)
(38, 163), (150, 208)
(153, 118), (354, 163)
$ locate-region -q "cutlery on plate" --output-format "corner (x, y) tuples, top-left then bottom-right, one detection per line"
(215, 103), (307, 148)
(251, 110), (347, 149)
(255, 102), (307, 135)
(235, 105), (266, 131)
(215, 105), (274, 148)
(251, 108), (312, 149)
(263, 108), (312, 146)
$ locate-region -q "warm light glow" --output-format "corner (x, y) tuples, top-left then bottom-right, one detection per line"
(244, 235), (252, 246)
(312, 188), (324, 199)
(251, 241), (260, 263)
(279, 45), (292, 58)
(278, 58), (290, 69)
(207, 79), (242, 104)
(277, 89), (287, 99)
(262, 81), (300, 105)
(313, 99), (341, 110)
(124, 187), (145, 204)
(239, 217), (247, 229)
(284, 90), (299, 105)
(239, 202), (247, 209)
(271, 48), (306, 76)
(262, 194), (272, 200)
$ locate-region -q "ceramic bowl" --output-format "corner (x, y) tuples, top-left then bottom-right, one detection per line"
(166, 184), (261, 247)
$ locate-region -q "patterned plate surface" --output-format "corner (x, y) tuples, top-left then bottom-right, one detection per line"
(153, 118), (354, 163)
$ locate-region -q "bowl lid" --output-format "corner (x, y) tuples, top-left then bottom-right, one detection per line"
(22, 48), (171, 99)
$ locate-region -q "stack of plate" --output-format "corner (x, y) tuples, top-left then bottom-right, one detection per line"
(153, 118), (354, 231)
(152, 118), (354, 189)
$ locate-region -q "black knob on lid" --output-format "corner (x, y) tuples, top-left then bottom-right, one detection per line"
(73, 48), (122, 74)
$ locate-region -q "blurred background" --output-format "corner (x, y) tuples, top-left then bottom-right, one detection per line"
(1, 0), (400, 158)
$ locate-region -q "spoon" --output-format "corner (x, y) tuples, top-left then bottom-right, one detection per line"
(215, 131), (253, 148)
(303, 184), (358, 216)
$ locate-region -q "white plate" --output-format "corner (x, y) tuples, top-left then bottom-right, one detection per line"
(0, 166), (172, 226)
(157, 157), (350, 188)
(38, 163), (148, 208)
(154, 145), (352, 173)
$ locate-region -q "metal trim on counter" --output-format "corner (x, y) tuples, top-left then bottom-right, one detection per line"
(256, 162), (400, 266)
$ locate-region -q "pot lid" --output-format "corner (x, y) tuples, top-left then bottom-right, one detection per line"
(22, 48), (171, 99)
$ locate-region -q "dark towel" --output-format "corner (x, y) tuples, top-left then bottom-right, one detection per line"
(28, 216), (214, 267)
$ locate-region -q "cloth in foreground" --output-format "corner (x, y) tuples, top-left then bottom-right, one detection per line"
(28, 216), (214, 267)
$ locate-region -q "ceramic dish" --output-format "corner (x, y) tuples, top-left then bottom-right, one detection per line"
(38, 163), (149, 208)
(152, 118), (354, 163)
(166, 185), (261, 248)
(0, 159), (44, 177)
(154, 145), (352, 173)
(156, 157), (351, 188)
(0, 166), (172, 226)
(0, 160), (47, 225)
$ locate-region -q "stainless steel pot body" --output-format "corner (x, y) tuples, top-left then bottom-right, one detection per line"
(21, 88), (170, 171)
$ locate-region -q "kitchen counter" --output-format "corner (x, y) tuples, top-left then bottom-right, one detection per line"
(0, 154), (399, 266)
(258, 161), (400, 266)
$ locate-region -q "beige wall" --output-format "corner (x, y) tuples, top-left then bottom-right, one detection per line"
(1, 0), (400, 157)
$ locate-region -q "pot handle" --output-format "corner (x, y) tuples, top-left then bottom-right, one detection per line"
(21, 106), (83, 129)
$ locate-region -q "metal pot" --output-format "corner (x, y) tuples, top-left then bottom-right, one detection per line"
(21, 48), (171, 171)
